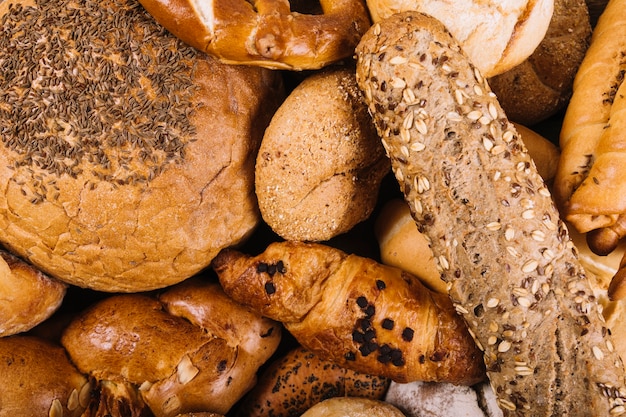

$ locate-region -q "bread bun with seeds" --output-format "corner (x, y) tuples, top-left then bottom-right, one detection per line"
(364, 0), (554, 78)
(0, 0), (284, 292)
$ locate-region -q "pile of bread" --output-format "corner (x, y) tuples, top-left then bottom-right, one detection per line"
(1, 0), (625, 415)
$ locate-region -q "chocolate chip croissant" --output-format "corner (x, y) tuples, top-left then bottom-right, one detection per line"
(211, 240), (485, 386)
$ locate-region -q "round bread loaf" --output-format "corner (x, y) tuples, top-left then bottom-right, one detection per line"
(0, 249), (66, 336)
(0, 0), (283, 292)
(488, 0), (592, 125)
(300, 397), (407, 417)
(256, 67), (390, 242)
(364, 0), (554, 78)
(0, 335), (91, 417)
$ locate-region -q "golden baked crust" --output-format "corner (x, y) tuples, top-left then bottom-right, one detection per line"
(256, 67), (389, 242)
(61, 278), (282, 416)
(0, 0), (283, 292)
(213, 241), (486, 386)
(0, 335), (91, 417)
(0, 249), (67, 336)
(137, 0), (371, 70)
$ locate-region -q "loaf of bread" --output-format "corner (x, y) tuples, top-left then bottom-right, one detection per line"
(235, 346), (390, 417)
(553, 0), (626, 257)
(355, 11), (626, 415)
(300, 397), (407, 417)
(375, 125), (560, 295)
(138, 0), (371, 70)
(256, 67), (390, 242)
(0, 335), (91, 417)
(0, 0), (284, 292)
(0, 248), (67, 336)
(212, 240), (485, 386)
(61, 278), (282, 417)
(488, 0), (592, 125)
(364, 0), (554, 78)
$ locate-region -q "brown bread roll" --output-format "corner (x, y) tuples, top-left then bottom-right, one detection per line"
(212, 241), (486, 386)
(0, 248), (66, 336)
(0, 335), (91, 417)
(256, 67), (390, 242)
(61, 279), (282, 417)
(488, 0), (592, 125)
(0, 0), (283, 292)
(236, 346), (390, 417)
(355, 11), (626, 416)
(365, 0), (554, 78)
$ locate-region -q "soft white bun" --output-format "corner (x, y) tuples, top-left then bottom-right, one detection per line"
(300, 397), (406, 417)
(365, 0), (554, 77)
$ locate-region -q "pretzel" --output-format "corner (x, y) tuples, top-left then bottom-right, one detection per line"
(138, 0), (372, 70)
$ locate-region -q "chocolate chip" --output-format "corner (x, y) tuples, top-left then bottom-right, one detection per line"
(402, 327), (414, 342)
(264, 282), (276, 295)
(382, 318), (394, 330)
(257, 262), (268, 273)
(356, 296), (368, 308)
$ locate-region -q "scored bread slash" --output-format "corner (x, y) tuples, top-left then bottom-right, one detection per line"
(355, 11), (626, 416)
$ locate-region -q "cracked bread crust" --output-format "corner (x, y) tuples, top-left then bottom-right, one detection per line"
(0, 0), (283, 291)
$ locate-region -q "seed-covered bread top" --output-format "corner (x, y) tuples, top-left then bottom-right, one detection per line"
(0, 0), (283, 291)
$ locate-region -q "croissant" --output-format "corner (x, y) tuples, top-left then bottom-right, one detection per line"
(212, 240), (485, 386)
(554, 0), (626, 256)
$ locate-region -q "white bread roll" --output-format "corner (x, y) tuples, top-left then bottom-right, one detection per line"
(365, 0), (554, 77)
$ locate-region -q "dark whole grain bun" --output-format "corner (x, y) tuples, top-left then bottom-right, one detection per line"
(0, 0), (284, 292)
(488, 0), (592, 125)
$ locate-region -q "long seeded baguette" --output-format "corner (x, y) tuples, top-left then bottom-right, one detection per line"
(355, 11), (626, 416)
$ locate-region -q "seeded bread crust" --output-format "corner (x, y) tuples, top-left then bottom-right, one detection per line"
(355, 11), (626, 416)
(212, 240), (486, 386)
(553, 0), (626, 256)
(236, 346), (390, 417)
(0, 0), (283, 292)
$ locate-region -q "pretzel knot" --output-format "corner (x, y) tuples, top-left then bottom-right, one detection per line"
(139, 0), (371, 70)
